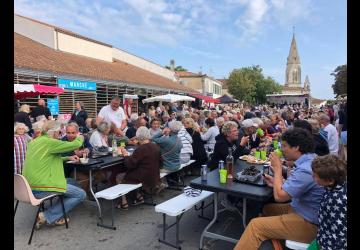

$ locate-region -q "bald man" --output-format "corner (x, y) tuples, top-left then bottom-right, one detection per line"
(31, 99), (52, 120)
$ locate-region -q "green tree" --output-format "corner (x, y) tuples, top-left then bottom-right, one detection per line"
(331, 64), (347, 97)
(228, 65), (282, 104)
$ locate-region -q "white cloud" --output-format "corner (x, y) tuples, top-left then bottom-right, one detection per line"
(234, 0), (269, 43)
(180, 46), (222, 59)
(14, 0), (318, 50)
(270, 0), (315, 27)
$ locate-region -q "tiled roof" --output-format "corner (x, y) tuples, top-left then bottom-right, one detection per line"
(14, 33), (194, 93)
(15, 13), (112, 47)
(311, 97), (326, 104)
(175, 71), (203, 77)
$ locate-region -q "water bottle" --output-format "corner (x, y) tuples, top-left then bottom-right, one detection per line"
(226, 147), (234, 179)
(112, 139), (118, 157)
(201, 165), (208, 182)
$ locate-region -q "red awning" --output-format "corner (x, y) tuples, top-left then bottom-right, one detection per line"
(189, 93), (220, 103)
(14, 84), (64, 100)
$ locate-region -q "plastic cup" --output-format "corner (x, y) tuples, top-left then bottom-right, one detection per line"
(260, 150), (267, 161)
(275, 148), (283, 157)
(120, 140), (126, 147)
(254, 151), (261, 159)
(219, 169), (227, 184)
(273, 140), (279, 149)
(257, 128), (264, 137)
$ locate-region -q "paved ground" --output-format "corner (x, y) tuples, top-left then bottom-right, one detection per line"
(14, 176), (283, 250)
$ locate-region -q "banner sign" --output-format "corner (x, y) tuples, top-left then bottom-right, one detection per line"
(47, 98), (59, 115)
(58, 78), (96, 91)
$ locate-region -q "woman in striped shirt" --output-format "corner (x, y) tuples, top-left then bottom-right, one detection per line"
(14, 122), (32, 174)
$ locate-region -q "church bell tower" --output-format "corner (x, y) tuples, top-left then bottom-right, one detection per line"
(285, 31), (301, 87)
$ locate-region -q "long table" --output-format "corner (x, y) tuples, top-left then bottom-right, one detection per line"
(190, 159), (273, 249)
(64, 153), (125, 223)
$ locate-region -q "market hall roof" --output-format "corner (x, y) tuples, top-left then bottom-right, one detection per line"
(14, 33), (194, 93)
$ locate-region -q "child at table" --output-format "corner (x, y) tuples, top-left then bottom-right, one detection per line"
(309, 155), (347, 250)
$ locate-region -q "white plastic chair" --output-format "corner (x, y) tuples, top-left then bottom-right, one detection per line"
(14, 174), (68, 244)
(285, 240), (309, 250)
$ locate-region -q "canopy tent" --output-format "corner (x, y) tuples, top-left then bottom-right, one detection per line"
(217, 94), (239, 104)
(14, 84), (64, 100)
(188, 93), (220, 103)
(142, 94), (195, 103)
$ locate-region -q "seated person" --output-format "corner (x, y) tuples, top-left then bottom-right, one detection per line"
(125, 113), (139, 138)
(294, 119), (329, 156)
(89, 122), (120, 186)
(177, 122), (193, 164)
(263, 117), (280, 137)
(125, 117), (147, 145)
(149, 118), (162, 138)
(89, 122), (110, 148)
(116, 127), (162, 210)
(84, 117), (97, 137)
(200, 118), (219, 152)
(208, 121), (249, 171)
(32, 120), (46, 139)
(22, 120), (86, 228)
(234, 128), (325, 250)
(14, 122), (32, 174)
(238, 119), (260, 150)
(61, 122), (92, 158)
(184, 118), (207, 169)
(60, 122), (93, 196)
(152, 120), (182, 171)
(311, 155), (347, 250)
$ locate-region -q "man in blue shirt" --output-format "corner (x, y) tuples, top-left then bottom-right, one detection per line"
(234, 128), (325, 250)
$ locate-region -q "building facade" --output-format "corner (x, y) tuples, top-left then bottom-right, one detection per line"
(14, 14), (194, 116)
(175, 71), (222, 98)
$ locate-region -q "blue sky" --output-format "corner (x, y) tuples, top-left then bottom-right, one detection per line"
(14, 0), (346, 99)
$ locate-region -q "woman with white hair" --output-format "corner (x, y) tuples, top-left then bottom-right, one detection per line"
(14, 104), (33, 136)
(14, 122), (32, 174)
(89, 121), (111, 148)
(116, 126), (162, 209)
(32, 120), (45, 139)
(22, 120), (86, 228)
(152, 120), (183, 171)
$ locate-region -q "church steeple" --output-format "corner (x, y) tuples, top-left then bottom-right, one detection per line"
(304, 75), (310, 91)
(285, 30), (301, 87)
(287, 34), (300, 64)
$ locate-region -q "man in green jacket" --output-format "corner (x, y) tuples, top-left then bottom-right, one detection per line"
(22, 120), (86, 227)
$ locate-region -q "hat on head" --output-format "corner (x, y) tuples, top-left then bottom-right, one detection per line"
(242, 119), (258, 128)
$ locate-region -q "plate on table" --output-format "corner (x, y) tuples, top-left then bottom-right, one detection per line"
(239, 155), (268, 164)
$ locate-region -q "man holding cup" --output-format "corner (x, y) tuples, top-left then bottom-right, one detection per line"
(238, 119), (260, 151)
(234, 128), (324, 250)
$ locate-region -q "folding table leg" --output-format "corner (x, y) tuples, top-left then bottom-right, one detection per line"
(242, 198), (247, 228)
(158, 213), (182, 249)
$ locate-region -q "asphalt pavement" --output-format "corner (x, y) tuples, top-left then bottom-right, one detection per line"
(14, 175), (278, 250)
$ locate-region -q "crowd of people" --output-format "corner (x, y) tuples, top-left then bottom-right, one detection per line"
(14, 96), (347, 249)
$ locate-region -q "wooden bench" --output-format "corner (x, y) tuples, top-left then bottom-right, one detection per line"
(155, 187), (214, 249)
(285, 240), (310, 250)
(95, 183), (142, 230)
